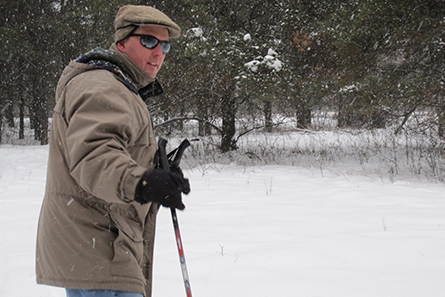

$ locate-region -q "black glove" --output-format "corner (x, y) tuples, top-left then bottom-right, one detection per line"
(134, 169), (190, 210)
(170, 166), (191, 194)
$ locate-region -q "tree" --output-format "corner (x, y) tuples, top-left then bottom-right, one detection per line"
(279, 0), (342, 129)
(156, 0), (285, 151)
(2, 0), (445, 146)
(0, 0), (129, 144)
(0, 0), (59, 144)
(329, 0), (445, 129)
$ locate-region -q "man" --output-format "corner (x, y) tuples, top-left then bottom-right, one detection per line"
(36, 5), (190, 297)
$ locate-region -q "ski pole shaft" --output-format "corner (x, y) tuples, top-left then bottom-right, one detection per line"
(171, 207), (192, 297)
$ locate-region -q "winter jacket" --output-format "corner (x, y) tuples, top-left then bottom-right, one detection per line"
(36, 44), (161, 297)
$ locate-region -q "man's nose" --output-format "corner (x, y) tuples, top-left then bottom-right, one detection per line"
(151, 43), (164, 56)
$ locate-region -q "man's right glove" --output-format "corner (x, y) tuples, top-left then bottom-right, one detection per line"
(134, 169), (190, 210)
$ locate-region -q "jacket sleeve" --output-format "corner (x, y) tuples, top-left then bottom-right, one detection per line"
(63, 70), (153, 204)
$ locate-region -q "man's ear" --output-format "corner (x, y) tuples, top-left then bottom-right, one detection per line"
(117, 41), (126, 53)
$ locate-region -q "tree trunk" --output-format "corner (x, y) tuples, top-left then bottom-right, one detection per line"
(0, 112), (2, 144)
(197, 97), (211, 136)
(296, 99), (311, 129)
(337, 94), (355, 128)
(438, 105), (445, 139)
(31, 95), (48, 145)
(19, 97), (25, 140)
(264, 100), (273, 132)
(220, 93), (237, 152)
(0, 102), (9, 143)
(6, 103), (14, 127)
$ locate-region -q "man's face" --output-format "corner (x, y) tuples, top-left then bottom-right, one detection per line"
(118, 26), (169, 79)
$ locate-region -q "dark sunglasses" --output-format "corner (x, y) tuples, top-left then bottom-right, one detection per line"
(130, 34), (172, 54)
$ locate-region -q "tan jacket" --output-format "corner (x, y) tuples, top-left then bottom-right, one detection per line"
(36, 45), (159, 296)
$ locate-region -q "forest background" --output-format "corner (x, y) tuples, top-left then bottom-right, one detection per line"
(1, 0), (444, 180)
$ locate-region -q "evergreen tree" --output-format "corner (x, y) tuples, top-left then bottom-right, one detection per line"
(1, 0), (445, 145)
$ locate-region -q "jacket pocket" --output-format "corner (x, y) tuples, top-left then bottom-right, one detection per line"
(109, 209), (144, 279)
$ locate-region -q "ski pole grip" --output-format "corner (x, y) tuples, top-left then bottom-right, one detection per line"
(157, 137), (170, 172)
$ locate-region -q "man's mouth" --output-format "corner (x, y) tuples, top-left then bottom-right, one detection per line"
(148, 62), (157, 66)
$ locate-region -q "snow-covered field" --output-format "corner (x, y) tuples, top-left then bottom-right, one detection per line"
(1, 144), (445, 297)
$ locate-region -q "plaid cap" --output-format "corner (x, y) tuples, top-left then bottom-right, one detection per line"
(114, 5), (181, 43)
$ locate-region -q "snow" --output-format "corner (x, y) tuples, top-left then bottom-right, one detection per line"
(244, 59), (261, 72)
(245, 49), (282, 73)
(1, 145), (445, 297)
(189, 28), (203, 38)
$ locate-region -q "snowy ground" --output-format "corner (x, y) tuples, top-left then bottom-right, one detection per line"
(1, 144), (445, 297)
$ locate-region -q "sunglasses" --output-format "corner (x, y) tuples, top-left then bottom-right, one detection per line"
(130, 34), (172, 54)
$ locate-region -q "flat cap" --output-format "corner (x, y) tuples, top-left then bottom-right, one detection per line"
(114, 5), (181, 43)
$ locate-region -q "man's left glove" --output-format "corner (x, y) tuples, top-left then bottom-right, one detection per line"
(134, 168), (190, 210)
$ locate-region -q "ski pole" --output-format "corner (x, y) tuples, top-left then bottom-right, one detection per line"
(170, 207), (192, 297)
(158, 138), (193, 297)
